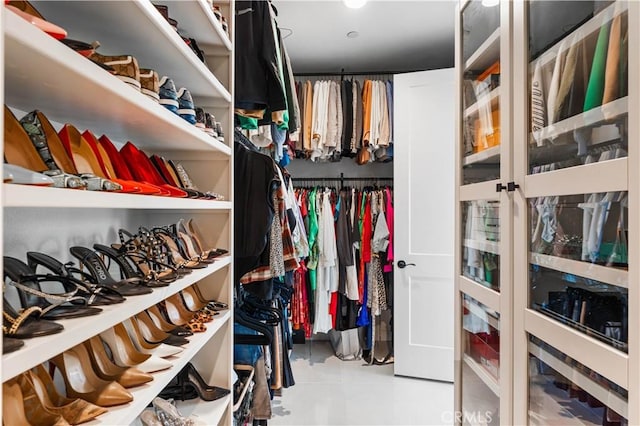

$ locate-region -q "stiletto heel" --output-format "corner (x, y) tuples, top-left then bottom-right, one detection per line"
(99, 323), (172, 373)
(180, 363), (230, 402)
(121, 318), (183, 358)
(4, 106), (84, 189)
(152, 227), (207, 270)
(145, 305), (193, 337)
(83, 336), (153, 388)
(4, 378), (69, 426)
(26, 251), (126, 305)
(50, 344), (133, 407)
(23, 364), (107, 425)
(4, 256), (102, 320)
(70, 246), (152, 296)
(163, 294), (197, 325)
(116, 229), (181, 283)
(93, 243), (169, 288)
(134, 312), (190, 347)
(186, 218), (228, 260)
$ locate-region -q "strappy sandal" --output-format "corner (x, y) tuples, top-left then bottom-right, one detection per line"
(70, 246), (152, 296)
(186, 218), (229, 260)
(93, 244), (168, 288)
(26, 252), (126, 305)
(4, 256), (102, 320)
(117, 229), (181, 283)
(3, 296), (63, 339)
(3, 336), (24, 353)
(136, 227), (193, 276)
(151, 227), (207, 270)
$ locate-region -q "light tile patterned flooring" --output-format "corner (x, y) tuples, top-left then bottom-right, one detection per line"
(271, 341), (454, 425)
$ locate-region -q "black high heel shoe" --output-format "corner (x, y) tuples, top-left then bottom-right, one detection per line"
(116, 229), (181, 283)
(70, 246), (152, 296)
(93, 244), (169, 288)
(180, 363), (230, 401)
(4, 256), (102, 320)
(3, 296), (63, 339)
(26, 251), (125, 305)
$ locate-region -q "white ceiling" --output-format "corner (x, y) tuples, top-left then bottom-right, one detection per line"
(273, 0), (457, 75)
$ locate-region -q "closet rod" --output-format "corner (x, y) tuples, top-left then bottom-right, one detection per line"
(291, 177), (393, 181)
(293, 69), (423, 77)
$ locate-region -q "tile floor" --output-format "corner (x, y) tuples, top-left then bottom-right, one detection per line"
(271, 341), (454, 425)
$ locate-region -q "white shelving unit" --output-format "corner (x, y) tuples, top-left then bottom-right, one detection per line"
(463, 354), (500, 397)
(2, 1), (235, 424)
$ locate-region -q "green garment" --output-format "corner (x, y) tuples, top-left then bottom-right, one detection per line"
(237, 114), (258, 130)
(307, 189), (319, 291)
(583, 20), (611, 111)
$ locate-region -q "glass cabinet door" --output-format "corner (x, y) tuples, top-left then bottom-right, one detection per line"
(522, 2), (630, 424)
(461, 0), (501, 185)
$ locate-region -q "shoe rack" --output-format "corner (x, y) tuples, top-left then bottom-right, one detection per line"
(455, 0), (639, 425)
(1, 1), (235, 424)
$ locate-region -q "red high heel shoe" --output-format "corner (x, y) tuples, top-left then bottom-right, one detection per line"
(97, 135), (166, 196)
(5, 0), (67, 40)
(149, 155), (201, 198)
(57, 124), (128, 192)
(81, 130), (155, 195)
(120, 142), (188, 198)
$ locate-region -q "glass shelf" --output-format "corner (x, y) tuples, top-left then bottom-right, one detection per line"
(463, 200), (500, 291)
(528, 336), (628, 425)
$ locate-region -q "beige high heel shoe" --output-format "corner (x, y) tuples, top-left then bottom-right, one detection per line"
(22, 364), (107, 425)
(83, 336), (153, 388)
(122, 317), (183, 358)
(100, 323), (172, 374)
(4, 377), (70, 426)
(50, 344), (133, 407)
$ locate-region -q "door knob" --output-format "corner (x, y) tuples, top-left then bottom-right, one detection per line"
(397, 260), (416, 269)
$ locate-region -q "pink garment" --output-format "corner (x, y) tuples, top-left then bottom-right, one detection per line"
(384, 187), (394, 272)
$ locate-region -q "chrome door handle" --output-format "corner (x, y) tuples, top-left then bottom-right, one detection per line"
(397, 260), (416, 269)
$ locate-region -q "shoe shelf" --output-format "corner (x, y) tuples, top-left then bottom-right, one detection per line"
(1, 257), (231, 382)
(89, 310), (231, 426)
(530, 1), (628, 70)
(4, 10), (231, 155)
(462, 145), (500, 167)
(175, 394), (231, 425)
(529, 253), (628, 288)
(464, 87), (500, 118)
(463, 238), (500, 255)
(3, 184), (233, 210)
(530, 96), (628, 145)
(528, 341), (628, 419)
(465, 27), (500, 72)
(32, 0), (232, 104)
(462, 354), (500, 397)
(162, 0), (232, 52)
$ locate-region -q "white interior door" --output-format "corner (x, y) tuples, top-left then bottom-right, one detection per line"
(393, 68), (455, 381)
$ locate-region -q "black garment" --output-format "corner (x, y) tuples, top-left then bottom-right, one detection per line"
(336, 191), (354, 295)
(235, 1), (287, 112)
(234, 132), (280, 281)
(341, 80), (354, 156)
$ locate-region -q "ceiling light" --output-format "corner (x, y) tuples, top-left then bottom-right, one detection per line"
(343, 0), (367, 9)
(481, 0), (499, 7)
(347, 31), (359, 39)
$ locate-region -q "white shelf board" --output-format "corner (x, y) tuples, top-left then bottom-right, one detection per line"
(465, 27), (500, 72)
(89, 311), (231, 426)
(4, 10), (231, 155)
(462, 354), (500, 397)
(463, 296), (500, 331)
(531, 1), (628, 70)
(459, 275), (500, 314)
(2, 257), (231, 382)
(463, 238), (500, 255)
(463, 145), (501, 166)
(529, 341), (628, 419)
(530, 253), (628, 288)
(31, 0), (231, 103)
(531, 96), (628, 144)
(176, 394), (231, 425)
(459, 179), (502, 202)
(163, 0), (232, 51)
(464, 86), (500, 117)
(3, 184), (232, 210)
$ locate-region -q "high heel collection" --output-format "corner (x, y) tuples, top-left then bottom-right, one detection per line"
(3, 106), (224, 199)
(3, 215), (229, 423)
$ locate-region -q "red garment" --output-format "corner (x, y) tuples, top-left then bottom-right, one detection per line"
(384, 187), (394, 273)
(329, 291), (338, 329)
(292, 261), (311, 338)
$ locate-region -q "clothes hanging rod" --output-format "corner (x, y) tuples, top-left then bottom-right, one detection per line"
(291, 177), (393, 182)
(293, 69), (424, 77)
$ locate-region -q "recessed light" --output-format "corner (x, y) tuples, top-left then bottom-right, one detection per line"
(347, 31), (359, 39)
(343, 0), (367, 9)
(481, 0), (499, 7)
